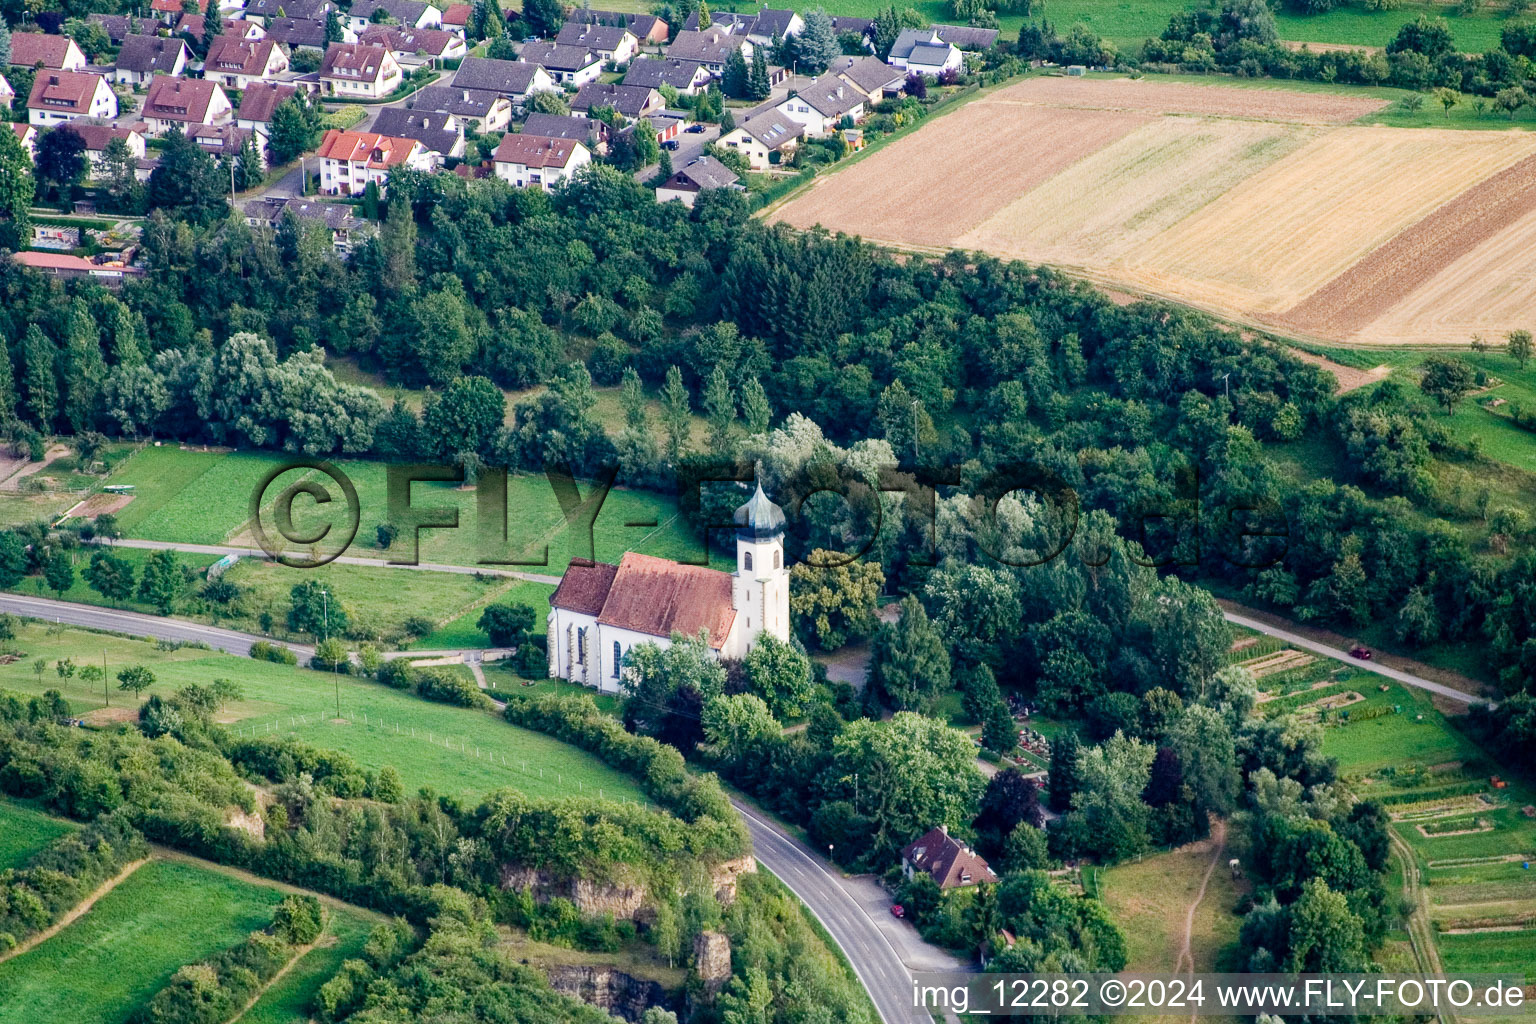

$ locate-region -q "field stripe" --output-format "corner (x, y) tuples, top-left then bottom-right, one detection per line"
(0, 857), (150, 966)
(1279, 151), (1536, 335)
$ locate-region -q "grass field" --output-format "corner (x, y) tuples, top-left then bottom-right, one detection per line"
(775, 72), (1536, 348)
(1098, 830), (1247, 974)
(241, 905), (378, 1024)
(0, 798), (75, 870)
(0, 859), (284, 1024)
(417, 580), (556, 648)
(0, 622), (646, 805)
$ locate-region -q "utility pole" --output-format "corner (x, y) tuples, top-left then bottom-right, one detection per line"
(322, 587), (340, 720)
(102, 650), (107, 707)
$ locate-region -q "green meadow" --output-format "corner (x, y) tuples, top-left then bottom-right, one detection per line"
(240, 903), (380, 1024)
(0, 799), (75, 870)
(0, 623), (646, 805)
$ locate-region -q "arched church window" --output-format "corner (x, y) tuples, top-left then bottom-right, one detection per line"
(773, 550), (781, 569)
(744, 551), (753, 571)
(613, 641), (621, 677)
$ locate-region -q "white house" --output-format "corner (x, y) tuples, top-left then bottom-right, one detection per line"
(451, 56), (558, 108)
(69, 123), (147, 175)
(141, 76), (234, 135)
(547, 483), (791, 691)
(717, 107), (801, 170)
(315, 127), (433, 194)
(776, 75), (864, 137)
(346, 0), (441, 34)
(357, 25), (466, 63)
(319, 42), (403, 99)
(9, 33), (87, 72)
(517, 41), (603, 86)
(555, 22), (639, 64)
(491, 132), (590, 191)
(111, 34), (190, 86)
(887, 28), (962, 76)
(204, 35), (289, 90)
(655, 153), (741, 208)
(27, 72), (117, 126)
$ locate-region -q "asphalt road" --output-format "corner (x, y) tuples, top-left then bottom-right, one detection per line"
(0, 591), (309, 660)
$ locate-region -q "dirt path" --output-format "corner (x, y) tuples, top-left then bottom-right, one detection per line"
(227, 914), (328, 1024)
(1390, 827), (1453, 1024)
(0, 857), (151, 965)
(1174, 818), (1227, 978)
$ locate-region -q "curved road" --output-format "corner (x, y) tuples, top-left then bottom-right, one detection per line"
(0, 592), (1492, 1024)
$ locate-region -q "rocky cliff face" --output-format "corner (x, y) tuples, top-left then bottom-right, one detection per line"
(692, 930), (731, 1001)
(500, 855), (758, 922)
(543, 964), (674, 1022)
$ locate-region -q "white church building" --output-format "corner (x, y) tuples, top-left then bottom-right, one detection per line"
(547, 482), (791, 692)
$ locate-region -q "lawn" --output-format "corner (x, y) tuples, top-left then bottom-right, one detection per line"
(1098, 833), (1247, 973)
(241, 905), (378, 1024)
(1273, 2), (1507, 54)
(0, 859), (285, 1024)
(416, 580), (555, 649)
(0, 622), (647, 805)
(1319, 681), (1471, 774)
(0, 798), (75, 870)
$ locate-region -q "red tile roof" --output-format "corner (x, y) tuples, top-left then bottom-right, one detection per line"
(315, 128), (419, 167)
(206, 35), (280, 75)
(144, 75), (226, 123)
(320, 42), (394, 83)
(551, 560), (620, 617)
(152, 0), (206, 13)
(492, 132), (583, 169)
(595, 552), (735, 648)
(28, 71), (105, 112)
(236, 82), (298, 123)
(901, 827), (999, 889)
(442, 2), (471, 25)
(9, 33), (77, 69)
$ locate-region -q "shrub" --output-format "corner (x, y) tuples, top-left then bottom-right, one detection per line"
(415, 668), (491, 709)
(249, 641), (299, 666)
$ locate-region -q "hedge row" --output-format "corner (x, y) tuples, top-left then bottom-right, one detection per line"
(0, 811), (148, 952)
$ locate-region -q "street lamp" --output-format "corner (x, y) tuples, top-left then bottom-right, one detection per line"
(827, 843), (834, 863)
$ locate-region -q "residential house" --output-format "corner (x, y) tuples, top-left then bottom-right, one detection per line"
(242, 195), (372, 250)
(900, 826), (999, 890)
(10, 33), (88, 72)
(242, 0), (334, 23)
(830, 15), (874, 49)
(411, 83), (511, 131)
(441, 3), (471, 38)
(87, 14), (162, 45)
(371, 105), (464, 158)
(451, 56), (557, 107)
(517, 41), (602, 86)
(235, 81), (298, 135)
(9, 123), (37, 160)
(13, 251), (143, 287)
(555, 22), (638, 64)
(141, 76), (233, 134)
(357, 25), (466, 63)
(27, 72), (117, 126)
(69, 123), (147, 175)
(647, 109), (684, 145)
(319, 42), (402, 98)
(570, 9), (668, 45)
(716, 107), (800, 170)
(347, 0), (441, 34)
(776, 75), (863, 136)
(261, 17), (334, 51)
(190, 122), (265, 169)
(491, 132), (590, 192)
(112, 34), (190, 86)
(622, 56), (711, 94)
(933, 24), (999, 49)
(682, 7), (801, 47)
(827, 54), (904, 101)
(547, 485), (789, 689)
(315, 127), (432, 194)
(655, 153), (740, 207)
(665, 27), (750, 75)
(180, 14), (267, 42)
(151, 0), (205, 26)
(522, 110), (607, 151)
(571, 81), (660, 121)
(886, 28), (962, 76)
(205, 35), (289, 89)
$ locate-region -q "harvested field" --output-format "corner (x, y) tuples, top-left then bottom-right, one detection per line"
(1281, 152), (1536, 337)
(68, 492), (134, 520)
(1242, 649), (1317, 677)
(774, 103), (1149, 249)
(1116, 126), (1536, 315)
(988, 75), (1389, 123)
(1288, 348), (1389, 392)
(957, 117), (1315, 264)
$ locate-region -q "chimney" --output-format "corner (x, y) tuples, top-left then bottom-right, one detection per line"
(939, 824), (948, 835)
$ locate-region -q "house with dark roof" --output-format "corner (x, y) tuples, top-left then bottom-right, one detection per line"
(933, 24), (999, 49)
(243, 195), (373, 250)
(242, 0), (335, 23)
(571, 80), (661, 121)
(491, 132), (591, 192)
(830, 15), (875, 49)
(235, 81), (309, 136)
(261, 16), (332, 51)
(522, 111), (607, 150)
(411, 84), (512, 131)
(347, 0), (441, 34)
(887, 28), (962, 76)
(320, 41), (403, 98)
(547, 483), (789, 690)
(655, 154), (741, 207)
(682, 7), (801, 45)
(205, 35), (289, 89)
(451, 56), (557, 105)
(371, 105), (465, 158)
(27, 71), (117, 126)
(111, 34), (189, 86)
(828, 54), (905, 101)
(142, 76), (233, 134)
(358, 24), (466, 62)
(900, 826), (999, 890)
(189, 123), (264, 167)
(571, 8), (668, 44)
(555, 22), (638, 64)
(777, 75), (864, 136)
(665, 26), (750, 74)
(88, 14), (162, 45)
(517, 40), (602, 85)
(717, 107), (801, 170)
(622, 55), (711, 95)
(10, 33), (87, 72)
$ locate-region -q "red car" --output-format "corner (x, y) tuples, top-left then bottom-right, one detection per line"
(890, 904), (905, 918)
(1350, 645), (1372, 660)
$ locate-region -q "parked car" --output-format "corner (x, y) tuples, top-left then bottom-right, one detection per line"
(890, 904), (904, 918)
(1349, 645), (1372, 660)
(662, 139), (679, 150)
(685, 124), (706, 133)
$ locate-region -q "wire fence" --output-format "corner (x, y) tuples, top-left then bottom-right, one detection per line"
(227, 710), (647, 805)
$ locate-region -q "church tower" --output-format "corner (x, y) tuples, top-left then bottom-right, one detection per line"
(732, 481), (790, 653)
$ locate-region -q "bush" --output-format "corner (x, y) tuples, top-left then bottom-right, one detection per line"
(376, 659), (417, 690)
(249, 641), (299, 666)
(415, 667), (492, 709)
